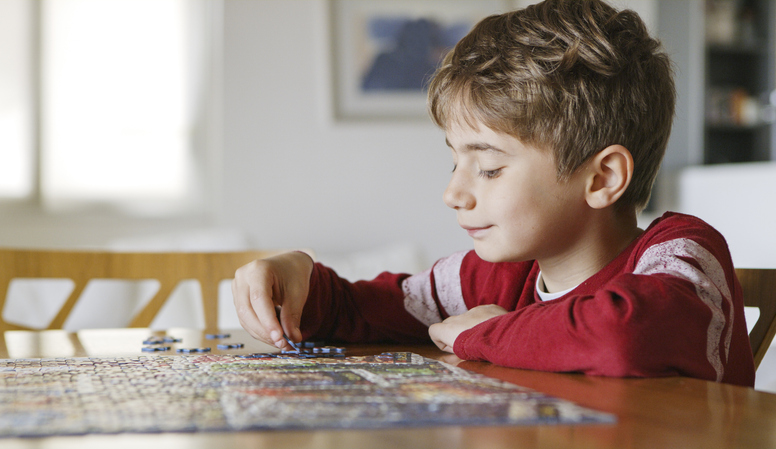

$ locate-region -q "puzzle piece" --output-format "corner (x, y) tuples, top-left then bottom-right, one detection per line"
(205, 333), (231, 340)
(141, 346), (171, 352)
(143, 336), (181, 345)
(162, 336), (182, 343)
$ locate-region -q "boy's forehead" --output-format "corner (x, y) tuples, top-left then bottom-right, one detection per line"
(443, 101), (484, 131)
(440, 101), (550, 153)
(445, 119), (514, 146)
(444, 120), (554, 161)
(443, 104), (522, 146)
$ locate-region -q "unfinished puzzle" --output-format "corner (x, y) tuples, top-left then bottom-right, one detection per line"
(0, 352), (614, 438)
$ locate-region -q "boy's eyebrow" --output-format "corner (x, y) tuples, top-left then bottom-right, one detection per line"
(445, 138), (507, 154)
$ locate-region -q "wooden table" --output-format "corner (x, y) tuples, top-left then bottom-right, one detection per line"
(2, 328), (775, 449)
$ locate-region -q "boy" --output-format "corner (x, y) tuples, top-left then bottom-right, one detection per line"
(232, 0), (755, 386)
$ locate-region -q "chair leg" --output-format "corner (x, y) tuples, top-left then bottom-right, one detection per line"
(201, 281), (220, 332)
(128, 282), (176, 328)
(47, 283), (87, 329)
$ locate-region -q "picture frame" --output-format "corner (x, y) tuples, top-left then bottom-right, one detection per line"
(330, 0), (510, 121)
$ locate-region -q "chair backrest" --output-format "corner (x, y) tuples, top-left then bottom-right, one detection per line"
(736, 268), (776, 369)
(0, 248), (287, 332)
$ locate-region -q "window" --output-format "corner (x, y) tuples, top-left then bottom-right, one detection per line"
(0, 0), (34, 199)
(0, 0), (217, 214)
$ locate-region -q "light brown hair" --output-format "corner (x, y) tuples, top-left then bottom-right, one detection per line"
(428, 0), (675, 212)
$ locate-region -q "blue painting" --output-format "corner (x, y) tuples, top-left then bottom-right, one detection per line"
(332, 1), (506, 120)
(360, 17), (470, 92)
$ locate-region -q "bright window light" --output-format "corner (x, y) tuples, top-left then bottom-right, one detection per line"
(40, 0), (196, 208)
(0, 0), (34, 198)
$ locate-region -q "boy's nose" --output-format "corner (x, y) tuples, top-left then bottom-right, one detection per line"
(443, 174), (475, 210)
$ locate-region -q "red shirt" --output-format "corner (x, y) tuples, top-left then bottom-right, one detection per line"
(299, 212), (755, 387)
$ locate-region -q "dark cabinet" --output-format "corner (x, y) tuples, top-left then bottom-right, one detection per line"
(703, 0), (775, 164)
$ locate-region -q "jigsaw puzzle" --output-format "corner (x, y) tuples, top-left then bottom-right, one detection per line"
(0, 352), (614, 438)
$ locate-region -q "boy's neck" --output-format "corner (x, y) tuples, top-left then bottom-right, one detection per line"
(538, 209), (642, 293)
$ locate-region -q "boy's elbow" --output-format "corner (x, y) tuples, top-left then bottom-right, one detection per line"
(587, 334), (653, 378)
(587, 320), (716, 381)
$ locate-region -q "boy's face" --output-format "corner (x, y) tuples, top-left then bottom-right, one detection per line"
(443, 121), (590, 264)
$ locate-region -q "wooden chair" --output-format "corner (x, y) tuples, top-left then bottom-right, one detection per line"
(0, 248), (289, 332)
(737, 268), (776, 369)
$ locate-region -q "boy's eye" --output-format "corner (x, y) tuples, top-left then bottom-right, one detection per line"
(479, 168), (502, 179)
(451, 164), (457, 173)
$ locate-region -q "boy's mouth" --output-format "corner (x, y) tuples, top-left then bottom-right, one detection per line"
(461, 225), (492, 238)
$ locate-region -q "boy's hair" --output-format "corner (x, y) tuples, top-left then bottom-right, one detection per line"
(427, 0), (675, 212)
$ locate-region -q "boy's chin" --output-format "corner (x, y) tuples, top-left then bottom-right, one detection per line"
(472, 246), (523, 264)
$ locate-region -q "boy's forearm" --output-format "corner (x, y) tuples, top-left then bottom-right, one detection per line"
(453, 278), (729, 382)
(298, 263), (430, 344)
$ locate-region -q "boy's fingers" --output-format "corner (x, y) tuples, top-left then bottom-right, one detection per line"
(232, 253), (312, 349)
(277, 303), (304, 344)
(249, 280), (285, 347)
(232, 277), (270, 343)
(428, 323), (455, 353)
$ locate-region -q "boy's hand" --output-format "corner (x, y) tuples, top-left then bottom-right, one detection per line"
(428, 305), (508, 353)
(231, 251), (314, 349)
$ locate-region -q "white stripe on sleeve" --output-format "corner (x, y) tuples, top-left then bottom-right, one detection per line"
(633, 238), (733, 382)
(401, 251), (468, 326)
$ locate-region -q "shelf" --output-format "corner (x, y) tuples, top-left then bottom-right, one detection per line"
(706, 122), (768, 131)
(706, 42), (764, 55)
(702, 0), (773, 165)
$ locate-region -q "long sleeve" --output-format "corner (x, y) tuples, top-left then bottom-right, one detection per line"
(453, 213), (755, 387)
(298, 264), (430, 344)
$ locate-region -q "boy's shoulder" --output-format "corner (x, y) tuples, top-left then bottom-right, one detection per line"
(641, 211), (728, 247)
(628, 211), (735, 278)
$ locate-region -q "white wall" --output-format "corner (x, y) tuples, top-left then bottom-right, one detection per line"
(218, 0), (470, 263)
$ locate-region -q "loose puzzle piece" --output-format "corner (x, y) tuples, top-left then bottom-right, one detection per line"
(143, 336), (181, 345)
(205, 333), (231, 340)
(0, 352), (615, 438)
(141, 346), (171, 352)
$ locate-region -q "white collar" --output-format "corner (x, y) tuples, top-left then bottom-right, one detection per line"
(536, 271), (578, 301)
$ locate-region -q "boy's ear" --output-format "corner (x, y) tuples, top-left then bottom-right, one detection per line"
(584, 145), (633, 210)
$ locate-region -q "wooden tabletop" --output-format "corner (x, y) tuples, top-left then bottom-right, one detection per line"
(2, 328), (776, 449)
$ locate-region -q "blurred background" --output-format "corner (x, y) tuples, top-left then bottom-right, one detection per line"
(1, 0), (775, 389)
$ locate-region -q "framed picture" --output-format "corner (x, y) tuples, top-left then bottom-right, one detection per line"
(330, 0), (510, 121)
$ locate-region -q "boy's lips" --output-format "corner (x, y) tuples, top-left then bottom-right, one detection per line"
(461, 224), (492, 238)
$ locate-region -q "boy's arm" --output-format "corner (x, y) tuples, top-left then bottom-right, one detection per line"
(234, 250), (486, 346)
(451, 226), (755, 386)
(299, 250), (532, 344)
(297, 262), (432, 344)
(454, 274), (719, 376)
